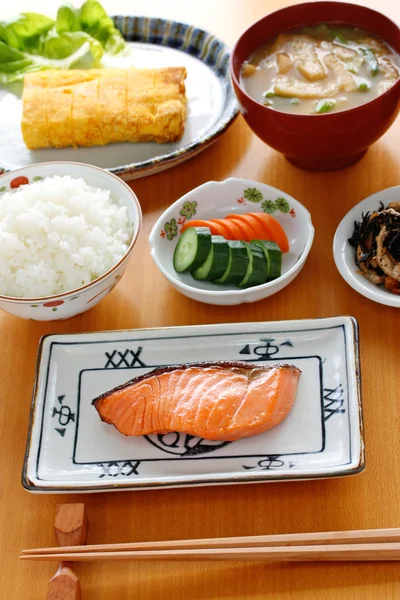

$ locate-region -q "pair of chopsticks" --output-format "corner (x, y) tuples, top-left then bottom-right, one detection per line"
(21, 528), (400, 562)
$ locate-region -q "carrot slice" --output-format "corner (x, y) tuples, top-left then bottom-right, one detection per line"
(180, 213), (289, 252)
(222, 216), (256, 242)
(203, 221), (228, 237)
(209, 219), (243, 240)
(225, 213), (273, 241)
(250, 213), (289, 252)
(384, 277), (400, 295)
(180, 220), (224, 236)
(208, 219), (232, 238)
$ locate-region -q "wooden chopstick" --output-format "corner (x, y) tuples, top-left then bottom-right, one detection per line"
(20, 542), (400, 562)
(21, 528), (400, 556)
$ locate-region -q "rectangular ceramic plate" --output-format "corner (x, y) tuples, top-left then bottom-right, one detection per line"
(23, 317), (364, 493)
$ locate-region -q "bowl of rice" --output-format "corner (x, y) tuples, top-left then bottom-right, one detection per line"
(0, 162), (142, 321)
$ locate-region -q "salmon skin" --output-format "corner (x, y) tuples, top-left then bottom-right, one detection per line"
(92, 361), (301, 442)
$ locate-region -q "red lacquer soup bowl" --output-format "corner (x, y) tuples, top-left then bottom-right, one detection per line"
(230, 2), (400, 171)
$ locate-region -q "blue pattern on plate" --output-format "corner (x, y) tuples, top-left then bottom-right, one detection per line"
(116, 16), (232, 76)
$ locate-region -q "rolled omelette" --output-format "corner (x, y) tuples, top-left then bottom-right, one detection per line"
(21, 67), (187, 149)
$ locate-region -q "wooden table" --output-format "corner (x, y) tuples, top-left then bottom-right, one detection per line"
(1, 0), (399, 598)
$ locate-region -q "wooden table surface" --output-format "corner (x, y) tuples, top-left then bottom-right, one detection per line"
(1, 0), (399, 598)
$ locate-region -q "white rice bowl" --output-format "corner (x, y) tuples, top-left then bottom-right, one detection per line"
(0, 175), (132, 298)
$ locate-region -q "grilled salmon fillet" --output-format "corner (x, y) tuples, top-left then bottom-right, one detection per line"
(93, 361), (301, 441)
(21, 67), (187, 149)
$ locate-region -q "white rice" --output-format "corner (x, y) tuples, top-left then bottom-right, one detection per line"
(0, 175), (131, 298)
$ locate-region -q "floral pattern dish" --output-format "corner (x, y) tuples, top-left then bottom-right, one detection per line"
(159, 190), (297, 240)
(150, 177), (314, 306)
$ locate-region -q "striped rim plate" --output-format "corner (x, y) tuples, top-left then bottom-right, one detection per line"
(0, 16), (238, 180)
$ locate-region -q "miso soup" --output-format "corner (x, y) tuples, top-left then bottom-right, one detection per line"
(240, 24), (400, 114)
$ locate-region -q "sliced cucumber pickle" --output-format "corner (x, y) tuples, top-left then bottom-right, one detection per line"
(238, 242), (268, 288)
(214, 240), (249, 284)
(192, 236), (230, 280)
(251, 240), (282, 281)
(173, 227), (211, 273)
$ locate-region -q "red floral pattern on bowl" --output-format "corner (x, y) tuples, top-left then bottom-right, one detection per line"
(0, 162), (142, 321)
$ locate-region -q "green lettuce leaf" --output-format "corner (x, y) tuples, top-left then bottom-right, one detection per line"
(0, 39), (94, 83)
(0, 13), (54, 52)
(40, 30), (103, 61)
(104, 31), (125, 55)
(79, 0), (125, 55)
(56, 4), (81, 34)
(0, 0), (126, 83)
(0, 41), (33, 73)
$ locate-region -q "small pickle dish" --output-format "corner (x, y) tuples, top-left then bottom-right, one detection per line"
(149, 178), (314, 306)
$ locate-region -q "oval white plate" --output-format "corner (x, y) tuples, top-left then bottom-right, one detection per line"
(0, 16), (237, 180)
(333, 186), (400, 308)
(149, 178), (314, 305)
